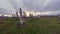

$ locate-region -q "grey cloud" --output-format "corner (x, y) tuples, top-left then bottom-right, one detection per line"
(8, 0), (19, 10)
(0, 0), (60, 15)
(22, 0), (46, 11)
(0, 8), (15, 15)
(22, 0), (60, 11)
(8, 0), (60, 11)
(8, 0), (22, 12)
(44, 0), (60, 11)
(0, 0), (15, 15)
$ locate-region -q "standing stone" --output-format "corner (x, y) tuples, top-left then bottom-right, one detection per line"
(23, 12), (27, 18)
(13, 13), (16, 17)
(29, 13), (33, 18)
(2, 14), (4, 18)
(16, 12), (18, 17)
(19, 8), (24, 25)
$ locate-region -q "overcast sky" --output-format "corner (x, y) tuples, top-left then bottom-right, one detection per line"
(0, 0), (60, 15)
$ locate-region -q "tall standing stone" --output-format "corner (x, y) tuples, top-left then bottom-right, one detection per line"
(19, 8), (24, 25)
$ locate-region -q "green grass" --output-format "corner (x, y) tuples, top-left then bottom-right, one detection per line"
(0, 17), (60, 34)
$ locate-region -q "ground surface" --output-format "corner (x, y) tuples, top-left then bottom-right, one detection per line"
(0, 17), (60, 34)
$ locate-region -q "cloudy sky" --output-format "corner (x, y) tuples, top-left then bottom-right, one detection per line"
(0, 0), (60, 15)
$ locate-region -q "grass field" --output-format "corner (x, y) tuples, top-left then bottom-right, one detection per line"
(0, 17), (60, 34)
